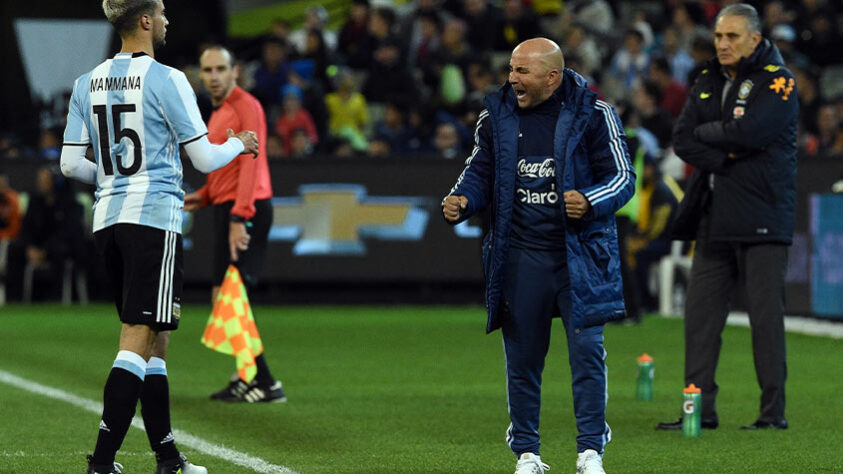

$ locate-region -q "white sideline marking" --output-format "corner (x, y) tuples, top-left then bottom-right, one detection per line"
(662, 311), (843, 339)
(0, 370), (297, 474)
(728, 312), (843, 339)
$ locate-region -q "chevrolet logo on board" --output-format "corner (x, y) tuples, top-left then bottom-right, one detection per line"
(270, 184), (429, 255)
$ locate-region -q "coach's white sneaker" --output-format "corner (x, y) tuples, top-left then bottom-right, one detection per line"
(576, 449), (605, 474)
(515, 453), (550, 474)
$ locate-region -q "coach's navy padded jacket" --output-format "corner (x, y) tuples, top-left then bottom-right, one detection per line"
(671, 39), (797, 244)
(449, 69), (635, 333)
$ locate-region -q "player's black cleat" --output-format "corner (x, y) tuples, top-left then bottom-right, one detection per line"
(242, 380), (287, 403)
(209, 379), (250, 401)
(85, 455), (123, 474)
(155, 453), (208, 474)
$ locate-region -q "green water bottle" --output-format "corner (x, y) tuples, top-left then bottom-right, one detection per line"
(682, 383), (702, 437)
(636, 353), (654, 401)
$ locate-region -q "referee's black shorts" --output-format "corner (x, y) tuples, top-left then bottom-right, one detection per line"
(94, 223), (183, 331)
(212, 199), (272, 289)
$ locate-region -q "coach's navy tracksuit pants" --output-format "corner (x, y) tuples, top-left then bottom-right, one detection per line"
(501, 247), (611, 456)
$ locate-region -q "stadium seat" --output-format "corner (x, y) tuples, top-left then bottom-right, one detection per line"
(22, 257), (88, 305)
(657, 240), (692, 316)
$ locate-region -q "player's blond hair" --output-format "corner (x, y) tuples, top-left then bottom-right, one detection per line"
(102, 0), (158, 36)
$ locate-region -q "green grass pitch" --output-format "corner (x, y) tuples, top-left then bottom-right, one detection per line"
(1, 304), (841, 473)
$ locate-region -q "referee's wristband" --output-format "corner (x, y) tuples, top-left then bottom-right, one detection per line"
(230, 215), (247, 223)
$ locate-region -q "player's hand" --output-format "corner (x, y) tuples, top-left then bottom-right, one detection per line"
(184, 192), (202, 212)
(563, 190), (591, 219)
(229, 221), (250, 262)
(442, 195), (468, 222)
(228, 128), (259, 158)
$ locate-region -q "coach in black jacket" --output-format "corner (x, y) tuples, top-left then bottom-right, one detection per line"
(658, 3), (797, 431)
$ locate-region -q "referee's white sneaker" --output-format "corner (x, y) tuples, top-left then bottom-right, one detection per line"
(514, 453), (550, 474)
(576, 449), (605, 474)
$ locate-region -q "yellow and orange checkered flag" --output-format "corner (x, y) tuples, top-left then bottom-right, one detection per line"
(201, 265), (264, 382)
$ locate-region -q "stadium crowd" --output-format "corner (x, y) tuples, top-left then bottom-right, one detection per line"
(1, 0), (842, 305)
(1, 0), (842, 164)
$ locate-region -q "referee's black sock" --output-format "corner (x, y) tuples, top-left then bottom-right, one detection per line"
(254, 353), (276, 387)
(92, 351), (146, 466)
(140, 357), (180, 462)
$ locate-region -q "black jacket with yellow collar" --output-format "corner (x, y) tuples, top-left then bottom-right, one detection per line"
(671, 39), (797, 244)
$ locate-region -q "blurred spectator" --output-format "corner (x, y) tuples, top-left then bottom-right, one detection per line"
(462, 0), (502, 53)
(634, 80), (673, 149)
(252, 38), (292, 112)
(607, 29), (650, 99)
(670, 2), (708, 53)
(770, 24), (810, 71)
(403, 0), (448, 68)
(562, 24), (601, 78)
(338, 0), (370, 67)
(428, 18), (473, 106)
(798, 9), (843, 68)
(658, 26), (695, 86)
(762, 1), (795, 34)
(627, 157), (682, 312)
(39, 128), (62, 161)
(631, 9), (654, 50)
(289, 5), (338, 55)
(372, 102), (421, 156)
(687, 33), (716, 85)
(289, 128), (316, 158)
(360, 7), (416, 104)
(300, 29), (335, 92)
(649, 57), (688, 118)
(266, 135), (285, 160)
(566, 0), (614, 37)
(432, 122), (462, 159)
(465, 59), (497, 109)
(274, 85), (319, 158)
(0, 133), (24, 160)
(325, 71), (370, 151)
(494, 0), (541, 51)
(4, 166), (85, 301)
(795, 67), (821, 135)
(268, 18), (292, 42)
(803, 103), (843, 157)
(412, 12), (444, 90)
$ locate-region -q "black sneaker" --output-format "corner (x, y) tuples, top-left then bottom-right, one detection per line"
(242, 380), (287, 403)
(655, 417), (719, 430)
(155, 453), (207, 474)
(210, 379), (250, 401)
(85, 455), (123, 473)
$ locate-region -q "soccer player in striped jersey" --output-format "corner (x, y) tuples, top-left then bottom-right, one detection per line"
(60, 1), (258, 473)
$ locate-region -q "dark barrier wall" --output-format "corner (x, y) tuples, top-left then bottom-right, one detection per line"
(3, 157), (842, 315)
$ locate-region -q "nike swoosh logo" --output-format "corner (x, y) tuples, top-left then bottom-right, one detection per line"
(700, 92), (712, 99)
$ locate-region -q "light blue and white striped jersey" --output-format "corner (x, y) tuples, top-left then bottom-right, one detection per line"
(63, 52), (207, 233)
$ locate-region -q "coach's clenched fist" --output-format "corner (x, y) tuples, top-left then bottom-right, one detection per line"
(442, 195), (468, 222)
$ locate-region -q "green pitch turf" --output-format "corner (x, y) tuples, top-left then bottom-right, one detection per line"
(1, 304), (841, 473)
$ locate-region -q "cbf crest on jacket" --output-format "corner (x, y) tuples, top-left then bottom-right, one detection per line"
(448, 69), (635, 332)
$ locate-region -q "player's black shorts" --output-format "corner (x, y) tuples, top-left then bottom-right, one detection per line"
(94, 223), (183, 331)
(212, 199), (272, 289)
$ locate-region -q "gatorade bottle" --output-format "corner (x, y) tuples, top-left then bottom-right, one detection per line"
(636, 353), (654, 401)
(682, 383), (702, 437)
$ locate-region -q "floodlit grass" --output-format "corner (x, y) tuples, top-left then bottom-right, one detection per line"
(1, 304), (841, 473)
